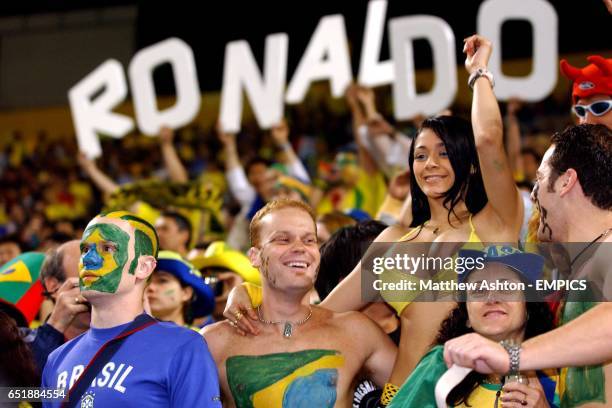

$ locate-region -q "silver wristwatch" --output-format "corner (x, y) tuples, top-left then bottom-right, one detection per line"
(468, 67), (495, 90)
(499, 339), (521, 375)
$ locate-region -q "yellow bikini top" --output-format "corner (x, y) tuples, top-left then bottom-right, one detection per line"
(386, 214), (481, 315)
(397, 214), (482, 243)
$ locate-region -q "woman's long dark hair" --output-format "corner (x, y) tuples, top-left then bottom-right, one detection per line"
(435, 301), (553, 406)
(0, 311), (40, 387)
(408, 116), (488, 231)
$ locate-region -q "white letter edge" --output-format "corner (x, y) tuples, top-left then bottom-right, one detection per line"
(435, 365), (473, 408)
(285, 15), (352, 104)
(389, 15), (457, 120)
(358, 0), (393, 87)
(219, 33), (288, 133)
(68, 59), (133, 159)
(128, 37), (201, 136)
(478, 0), (558, 101)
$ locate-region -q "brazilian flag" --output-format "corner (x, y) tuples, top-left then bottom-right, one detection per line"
(0, 252), (45, 325)
(227, 349), (345, 408)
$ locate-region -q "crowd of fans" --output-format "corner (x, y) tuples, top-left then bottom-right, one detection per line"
(0, 28), (610, 408)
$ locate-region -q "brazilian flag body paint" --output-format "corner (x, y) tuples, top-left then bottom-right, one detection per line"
(227, 349), (344, 408)
(79, 223), (130, 293)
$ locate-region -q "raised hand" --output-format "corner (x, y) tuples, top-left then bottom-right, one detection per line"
(46, 278), (90, 333)
(388, 169), (411, 201)
(270, 119), (290, 146)
(356, 86), (375, 107)
(345, 83), (360, 109)
(366, 116), (395, 137)
(463, 34), (493, 75)
(77, 152), (95, 170)
(506, 98), (523, 116)
(215, 121), (236, 146)
(159, 126), (174, 144)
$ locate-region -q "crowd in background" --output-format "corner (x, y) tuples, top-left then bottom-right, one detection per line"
(0, 90), (574, 256)
(0, 25), (610, 407)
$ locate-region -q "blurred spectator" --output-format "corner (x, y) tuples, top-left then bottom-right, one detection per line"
(146, 251), (215, 328)
(189, 241), (260, 321)
(154, 211), (193, 257)
(0, 234), (22, 267)
(520, 147), (541, 183)
(27, 241), (90, 372)
(217, 120), (311, 252)
(315, 211), (356, 244)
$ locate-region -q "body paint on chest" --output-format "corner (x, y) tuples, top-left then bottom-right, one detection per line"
(226, 349), (344, 408)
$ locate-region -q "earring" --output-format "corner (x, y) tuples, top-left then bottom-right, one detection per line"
(470, 164), (477, 175)
(466, 320), (471, 328)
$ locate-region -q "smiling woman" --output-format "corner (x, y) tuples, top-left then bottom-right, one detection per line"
(388, 246), (558, 408)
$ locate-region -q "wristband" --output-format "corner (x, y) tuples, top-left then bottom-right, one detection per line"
(380, 382), (399, 406)
(468, 67), (495, 90)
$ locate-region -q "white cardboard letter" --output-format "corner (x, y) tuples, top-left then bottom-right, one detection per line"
(128, 37), (201, 136)
(389, 16), (457, 120)
(219, 33), (288, 133)
(68, 59), (133, 159)
(358, 0), (394, 87)
(286, 15), (352, 104)
(478, 0), (558, 101)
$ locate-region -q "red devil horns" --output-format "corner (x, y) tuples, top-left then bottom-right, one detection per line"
(559, 59), (581, 80)
(588, 55), (612, 76)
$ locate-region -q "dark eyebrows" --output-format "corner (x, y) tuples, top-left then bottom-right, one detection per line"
(415, 142), (445, 150)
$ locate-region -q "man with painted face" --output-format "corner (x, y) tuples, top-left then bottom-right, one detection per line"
(443, 124), (612, 407)
(41, 211), (221, 407)
(201, 199), (396, 407)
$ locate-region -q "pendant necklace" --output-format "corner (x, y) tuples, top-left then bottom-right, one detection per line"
(423, 221), (440, 235)
(257, 306), (312, 338)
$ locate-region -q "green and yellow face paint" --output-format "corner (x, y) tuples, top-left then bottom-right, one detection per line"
(79, 222), (130, 293)
(99, 211), (159, 274)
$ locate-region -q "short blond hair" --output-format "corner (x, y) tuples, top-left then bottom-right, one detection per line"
(249, 199), (317, 247)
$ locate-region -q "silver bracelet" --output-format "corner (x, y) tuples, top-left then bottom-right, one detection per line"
(468, 67), (495, 90)
(499, 339), (521, 375)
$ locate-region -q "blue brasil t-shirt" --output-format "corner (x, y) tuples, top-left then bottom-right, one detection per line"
(42, 317), (221, 407)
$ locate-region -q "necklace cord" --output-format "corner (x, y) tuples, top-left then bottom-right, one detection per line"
(570, 227), (612, 268)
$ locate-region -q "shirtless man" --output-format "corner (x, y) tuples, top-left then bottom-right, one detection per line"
(202, 199), (397, 407)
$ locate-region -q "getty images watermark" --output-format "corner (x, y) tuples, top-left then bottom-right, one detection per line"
(360, 243), (611, 303)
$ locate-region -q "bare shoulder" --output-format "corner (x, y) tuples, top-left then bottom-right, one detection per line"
(200, 320), (235, 347)
(326, 309), (381, 334)
(374, 224), (411, 242)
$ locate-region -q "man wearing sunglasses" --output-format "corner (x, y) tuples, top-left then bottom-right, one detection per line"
(560, 55), (612, 129)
